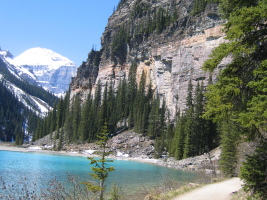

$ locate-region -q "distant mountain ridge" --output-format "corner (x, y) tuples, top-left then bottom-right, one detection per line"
(9, 47), (77, 95)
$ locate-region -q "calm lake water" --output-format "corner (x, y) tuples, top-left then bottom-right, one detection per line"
(0, 150), (195, 198)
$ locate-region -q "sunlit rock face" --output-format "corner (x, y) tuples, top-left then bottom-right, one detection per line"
(70, 0), (229, 119)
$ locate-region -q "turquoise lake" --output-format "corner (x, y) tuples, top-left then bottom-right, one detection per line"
(0, 150), (195, 198)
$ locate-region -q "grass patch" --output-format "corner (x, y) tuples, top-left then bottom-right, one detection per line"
(146, 183), (202, 200)
(145, 170), (224, 200)
(231, 188), (262, 200)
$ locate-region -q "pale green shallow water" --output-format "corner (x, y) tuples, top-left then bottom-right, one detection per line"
(0, 150), (195, 198)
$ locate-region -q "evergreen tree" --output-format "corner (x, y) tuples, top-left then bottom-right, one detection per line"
(107, 82), (117, 133)
(55, 98), (64, 140)
(127, 62), (138, 128)
(182, 107), (194, 159)
(0, 79), (41, 143)
(115, 80), (127, 129)
(72, 95), (81, 142)
(57, 127), (64, 151)
(133, 70), (149, 134)
(182, 79), (195, 158)
(99, 84), (108, 131)
(219, 120), (239, 177)
(203, 0), (267, 139)
(172, 113), (186, 160)
(83, 123), (115, 200)
(202, 0), (267, 190)
(79, 92), (92, 142)
(240, 140), (267, 199)
(147, 97), (160, 139)
(65, 98), (74, 142)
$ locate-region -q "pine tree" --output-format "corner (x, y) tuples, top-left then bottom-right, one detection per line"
(147, 97), (160, 139)
(99, 84), (108, 131)
(182, 107), (194, 159)
(127, 62), (137, 128)
(64, 98), (74, 142)
(219, 120), (239, 177)
(72, 95), (81, 142)
(79, 93), (92, 142)
(115, 79), (127, 129)
(172, 113), (186, 160)
(240, 140), (267, 199)
(55, 98), (64, 140)
(57, 127), (64, 151)
(107, 82), (117, 133)
(83, 123), (115, 200)
(182, 79), (195, 158)
(133, 70), (146, 133)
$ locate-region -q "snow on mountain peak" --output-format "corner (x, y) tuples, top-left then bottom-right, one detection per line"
(1, 47), (77, 95)
(0, 49), (14, 59)
(12, 47), (75, 68)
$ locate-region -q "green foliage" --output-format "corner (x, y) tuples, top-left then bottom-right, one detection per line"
(170, 80), (219, 160)
(203, 0), (267, 139)
(108, 184), (121, 200)
(111, 24), (130, 64)
(0, 79), (40, 143)
(192, 0), (220, 16)
(133, 70), (150, 134)
(171, 113), (186, 160)
(202, 0), (267, 194)
(83, 123), (115, 200)
(131, 0), (150, 18)
(192, 0), (207, 16)
(240, 140), (267, 199)
(116, 0), (127, 11)
(111, 1), (183, 64)
(147, 97), (161, 138)
(218, 120), (239, 177)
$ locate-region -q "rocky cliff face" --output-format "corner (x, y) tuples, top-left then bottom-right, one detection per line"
(70, 0), (229, 118)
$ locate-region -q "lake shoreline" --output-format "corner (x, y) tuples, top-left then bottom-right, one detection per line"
(0, 143), (221, 172)
(0, 143), (162, 166)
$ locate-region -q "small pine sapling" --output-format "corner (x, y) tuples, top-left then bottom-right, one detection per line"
(83, 122), (114, 200)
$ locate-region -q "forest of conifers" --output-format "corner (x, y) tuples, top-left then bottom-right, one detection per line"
(34, 60), (219, 161)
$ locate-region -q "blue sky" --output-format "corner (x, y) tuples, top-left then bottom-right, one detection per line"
(0, 0), (120, 66)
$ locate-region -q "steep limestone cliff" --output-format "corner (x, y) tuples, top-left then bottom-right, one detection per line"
(70, 0), (229, 118)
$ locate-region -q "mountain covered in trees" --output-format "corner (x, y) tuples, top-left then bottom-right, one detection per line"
(0, 48), (58, 143)
(71, 0), (225, 118)
(36, 0), (222, 155)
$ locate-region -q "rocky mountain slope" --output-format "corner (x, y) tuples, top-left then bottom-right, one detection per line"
(10, 47), (77, 95)
(70, 0), (229, 119)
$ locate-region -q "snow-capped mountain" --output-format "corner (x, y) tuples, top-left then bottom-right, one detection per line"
(10, 47), (77, 95)
(0, 49), (38, 84)
(0, 49), (52, 115)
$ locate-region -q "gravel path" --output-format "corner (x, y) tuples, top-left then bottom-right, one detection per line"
(173, 178), (243, 200)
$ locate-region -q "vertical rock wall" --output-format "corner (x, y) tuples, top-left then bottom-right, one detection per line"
(70, 0), (230, 119)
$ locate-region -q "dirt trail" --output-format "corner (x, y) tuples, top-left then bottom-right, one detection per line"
(173, 178), (243, 200)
